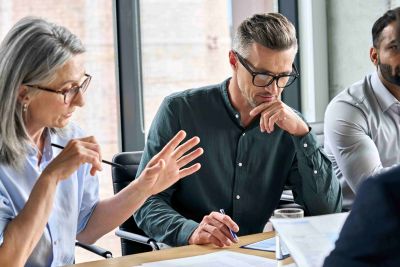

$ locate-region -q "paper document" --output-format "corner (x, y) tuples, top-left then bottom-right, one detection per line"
(270, 212), (348, 267)
(138, 251), (276, 267)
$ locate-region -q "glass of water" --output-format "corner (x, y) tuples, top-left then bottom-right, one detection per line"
(274, 208), (304, 260)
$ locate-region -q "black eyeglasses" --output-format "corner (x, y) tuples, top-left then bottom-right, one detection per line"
(26, 74), (92, 104)
(234, 51), (299, 88)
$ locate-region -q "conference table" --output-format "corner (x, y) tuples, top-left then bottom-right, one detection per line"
(69, 232), (294, 266)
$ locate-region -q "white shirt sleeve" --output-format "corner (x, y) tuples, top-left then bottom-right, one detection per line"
(324, 100), (384, 192)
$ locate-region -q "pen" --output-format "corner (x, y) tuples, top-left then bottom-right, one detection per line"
(219, 208), (238, 240)
(51, 143), (127, 170)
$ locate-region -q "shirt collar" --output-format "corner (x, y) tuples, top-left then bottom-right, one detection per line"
(220, 78), (239, 116)
(220, 78), (248, 128)
(220, 78), (261, 129)
(371, 71), (400, 113)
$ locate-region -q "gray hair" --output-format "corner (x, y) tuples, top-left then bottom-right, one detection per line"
(0, 17), (85, 169)
(232, 13), (298, 57)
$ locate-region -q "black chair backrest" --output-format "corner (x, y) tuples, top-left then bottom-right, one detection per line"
(112, 151), (152, 255)
(309, 121), (324, 147)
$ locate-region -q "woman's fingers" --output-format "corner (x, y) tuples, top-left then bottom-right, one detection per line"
(54, 137), (104, 177)
(78, 146), (102, 176)
(77, 136), (102, 162)
(59, 136), (103, 175)
(176, 147), (203, 168)
(148, 130), (187, 165)
(172, 136), (200, 160)
(160, 130), (187, 155)
(178, 163), (201, 179)
(149, 131), (202, 168)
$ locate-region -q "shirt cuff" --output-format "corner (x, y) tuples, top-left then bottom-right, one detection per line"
(291, 130), (319, 157)
(176, 219), (199, 246)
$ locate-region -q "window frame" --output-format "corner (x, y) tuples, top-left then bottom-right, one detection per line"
(114, 0), (302, 151)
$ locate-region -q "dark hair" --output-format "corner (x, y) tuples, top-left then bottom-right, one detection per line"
(372, 7), (400, 48)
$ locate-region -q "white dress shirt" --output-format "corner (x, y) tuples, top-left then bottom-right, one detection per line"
(324, 71), (400, 209)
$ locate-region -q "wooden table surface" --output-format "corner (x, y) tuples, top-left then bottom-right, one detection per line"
(69, 232), (294, 266)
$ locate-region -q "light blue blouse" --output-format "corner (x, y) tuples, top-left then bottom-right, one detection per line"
(0, 123), (99, 266)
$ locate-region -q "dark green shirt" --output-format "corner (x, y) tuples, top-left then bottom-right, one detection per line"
(135, 78), (342, 246)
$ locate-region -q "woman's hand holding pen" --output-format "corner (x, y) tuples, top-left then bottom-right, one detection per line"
(135, 130), (204, 197)
(44, 136), (103, 181)
(188, 211), (239, 247)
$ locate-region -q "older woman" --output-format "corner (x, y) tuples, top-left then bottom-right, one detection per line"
(0, 17), (203, 266)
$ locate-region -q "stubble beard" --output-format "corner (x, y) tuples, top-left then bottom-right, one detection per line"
(378, 58), (400, 87)
(238, 86), (257, 108)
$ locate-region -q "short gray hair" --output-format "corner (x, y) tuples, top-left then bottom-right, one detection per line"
(232, 13), (298, 57)
(0, 17), (85, 168)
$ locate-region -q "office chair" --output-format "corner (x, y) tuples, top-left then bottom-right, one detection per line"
(111, 151), (160, 255)
(75, 241), (112, 258)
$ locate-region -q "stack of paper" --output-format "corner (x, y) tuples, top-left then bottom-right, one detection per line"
(270, 212), (349, 267)
(138, 251), (277, 267)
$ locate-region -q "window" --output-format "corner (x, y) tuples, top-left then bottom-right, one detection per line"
(139, 0), (278, 134)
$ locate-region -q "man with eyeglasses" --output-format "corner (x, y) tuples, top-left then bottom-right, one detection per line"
(135, 13), (342, 248)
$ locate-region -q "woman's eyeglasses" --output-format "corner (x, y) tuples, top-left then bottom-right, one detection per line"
(25, 74), (92, 104)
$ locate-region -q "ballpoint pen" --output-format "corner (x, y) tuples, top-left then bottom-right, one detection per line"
(51, 143), (127, 170)
(219, 208), (238, 240)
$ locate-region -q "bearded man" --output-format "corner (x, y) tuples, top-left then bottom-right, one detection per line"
(324, 7), (400, 210)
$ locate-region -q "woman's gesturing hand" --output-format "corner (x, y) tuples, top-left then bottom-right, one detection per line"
(136, 130), (203, 196)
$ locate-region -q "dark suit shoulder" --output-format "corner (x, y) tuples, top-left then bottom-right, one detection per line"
(324, 166), (400, 267)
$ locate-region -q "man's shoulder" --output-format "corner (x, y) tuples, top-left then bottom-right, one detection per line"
(324, 166), (400, 266)
(332, 75), (372, 104)
(165, 82), (224, 104)
(353, 166), (400, 211)
(326, 74), (376, 115)
(364, 165), (400, 189)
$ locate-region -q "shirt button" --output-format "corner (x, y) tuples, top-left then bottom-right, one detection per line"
(53, 240), (57, 245)
(242, 132), (246, 136)
(236, 195), (241, 200)
(235, 114), (239, 118)
(303, 143), (308, 148)
(314, 170), (318, 174)
(238, 162), (243, 167)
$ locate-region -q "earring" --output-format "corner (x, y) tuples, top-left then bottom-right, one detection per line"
(23, 103), (27, 112)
